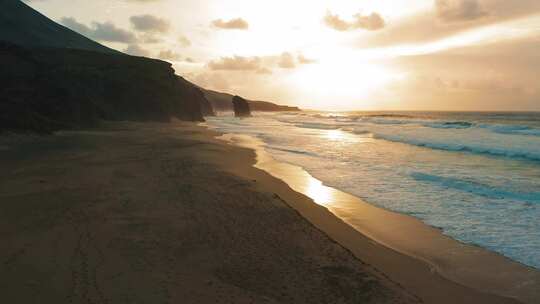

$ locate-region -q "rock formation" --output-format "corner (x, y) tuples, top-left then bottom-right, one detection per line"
(232, 96), (251, 117)
(248, 100), (301, 112)
(204, 89), (300, 113)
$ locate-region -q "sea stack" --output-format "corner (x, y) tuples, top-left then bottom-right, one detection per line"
(232, 95), (251, 117)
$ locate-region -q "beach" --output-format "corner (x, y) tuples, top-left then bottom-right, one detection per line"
(0, 121), (534, 303)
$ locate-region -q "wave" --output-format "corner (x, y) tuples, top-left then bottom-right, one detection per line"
(267, 146), (319, 157)
(358, 116), (476, 129)
(275, 118), (338, 129)
(287, 112), (540, 134)
(312, 113), (346, 119)
(364, 114), (415, 118)
(424, 121), (474, 129)
(293, 122), (341, 130)
(479, 124), (540, 137)
(302, 113), (540, 136)
(361, 117), (426, 125)
(411, 172), (540, 203)
(350, 129), (372, 135)
(373, 133), (540, 161)
(424, 122), (540, 136)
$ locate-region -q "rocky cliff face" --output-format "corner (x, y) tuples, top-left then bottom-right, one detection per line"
(0, 42), (204, 133)
(232, 96), (251, 117)
(177, 77), (215, 117)
(198, 92), (216, 117)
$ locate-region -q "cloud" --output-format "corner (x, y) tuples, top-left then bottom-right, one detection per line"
(178, 36), (192, 47)
(60, 17), (137, 43)
(298, 54), (317, 64)
(207, 52), (314, 73)
(323, 13), (349, 31)
(358, 1), (540, 48)
(158, 50), (181, 61)
(130, 14), (170, 33)
(60, 17), (91, 35)
(368, 36), (540, 111)
(256, 67), (273, 75)
(124, 44), (150, 57)
(211, 18), (249, 30)
(90, 22), (138, 43)
(191, 72), (231, 91)
(140, 34), (163, 44)
(208, 56), (261, 71)
(435, 0), (487, 22)
(278, 52), (296, 69)
(324, 11), (385, 31)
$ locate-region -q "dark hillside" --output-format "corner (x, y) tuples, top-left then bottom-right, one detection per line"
(0, 42), (204, 133)
(0, 0), (211, 133)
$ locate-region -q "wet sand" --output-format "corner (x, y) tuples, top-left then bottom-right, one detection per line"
(217, 133), (540, 304)
(0, 121), (534, 303)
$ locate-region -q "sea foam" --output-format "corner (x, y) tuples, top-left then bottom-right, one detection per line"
(206, 112), (540, 269)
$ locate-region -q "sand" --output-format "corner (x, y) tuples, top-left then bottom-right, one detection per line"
(218, 133), (540, 304)
(0, 121), (532, 303)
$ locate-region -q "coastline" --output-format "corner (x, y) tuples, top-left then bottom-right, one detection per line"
(0, 122), (417, 303)
(211, 130), (540, 304)
(0, 121), (535, 303)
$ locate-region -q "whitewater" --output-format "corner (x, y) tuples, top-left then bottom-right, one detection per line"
(206, 111), (540, 269)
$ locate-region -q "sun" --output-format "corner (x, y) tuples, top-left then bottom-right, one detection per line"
(288, 53), (404, 110)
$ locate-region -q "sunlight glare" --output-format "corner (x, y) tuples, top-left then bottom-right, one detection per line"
(289, 55), (404, 110)
(324, 129), (347, 141)
(305, 177), (333, 206)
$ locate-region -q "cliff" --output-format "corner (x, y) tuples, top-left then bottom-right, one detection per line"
(0, 42), (204, 133)
(232, 96), (251, 117)
(0, 0), (214, 133)
(248, 100), (301, 112)
(204, 89), (300, 113)
(178, 77), (215, 117)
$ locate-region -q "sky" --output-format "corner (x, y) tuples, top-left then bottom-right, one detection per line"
(24, 0), (540, 111)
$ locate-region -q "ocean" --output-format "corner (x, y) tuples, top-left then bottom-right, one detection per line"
(206, 111), (540, 269)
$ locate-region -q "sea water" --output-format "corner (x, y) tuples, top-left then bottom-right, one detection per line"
(206, 111), (540, 269)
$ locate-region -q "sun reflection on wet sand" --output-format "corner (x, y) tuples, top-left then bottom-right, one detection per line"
(217, 133), (338, 207)
(305, 176), (333, 206)
(213, 132), (540, 303)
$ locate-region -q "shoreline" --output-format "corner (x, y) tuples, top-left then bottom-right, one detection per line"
(211, 130), (540, 304)
(0, 121), (535, 303)
(0, 122), (419, 303)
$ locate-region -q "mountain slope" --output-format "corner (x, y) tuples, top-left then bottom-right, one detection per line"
(0, 0), (116, 54)
(0, 1), (208, 133)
